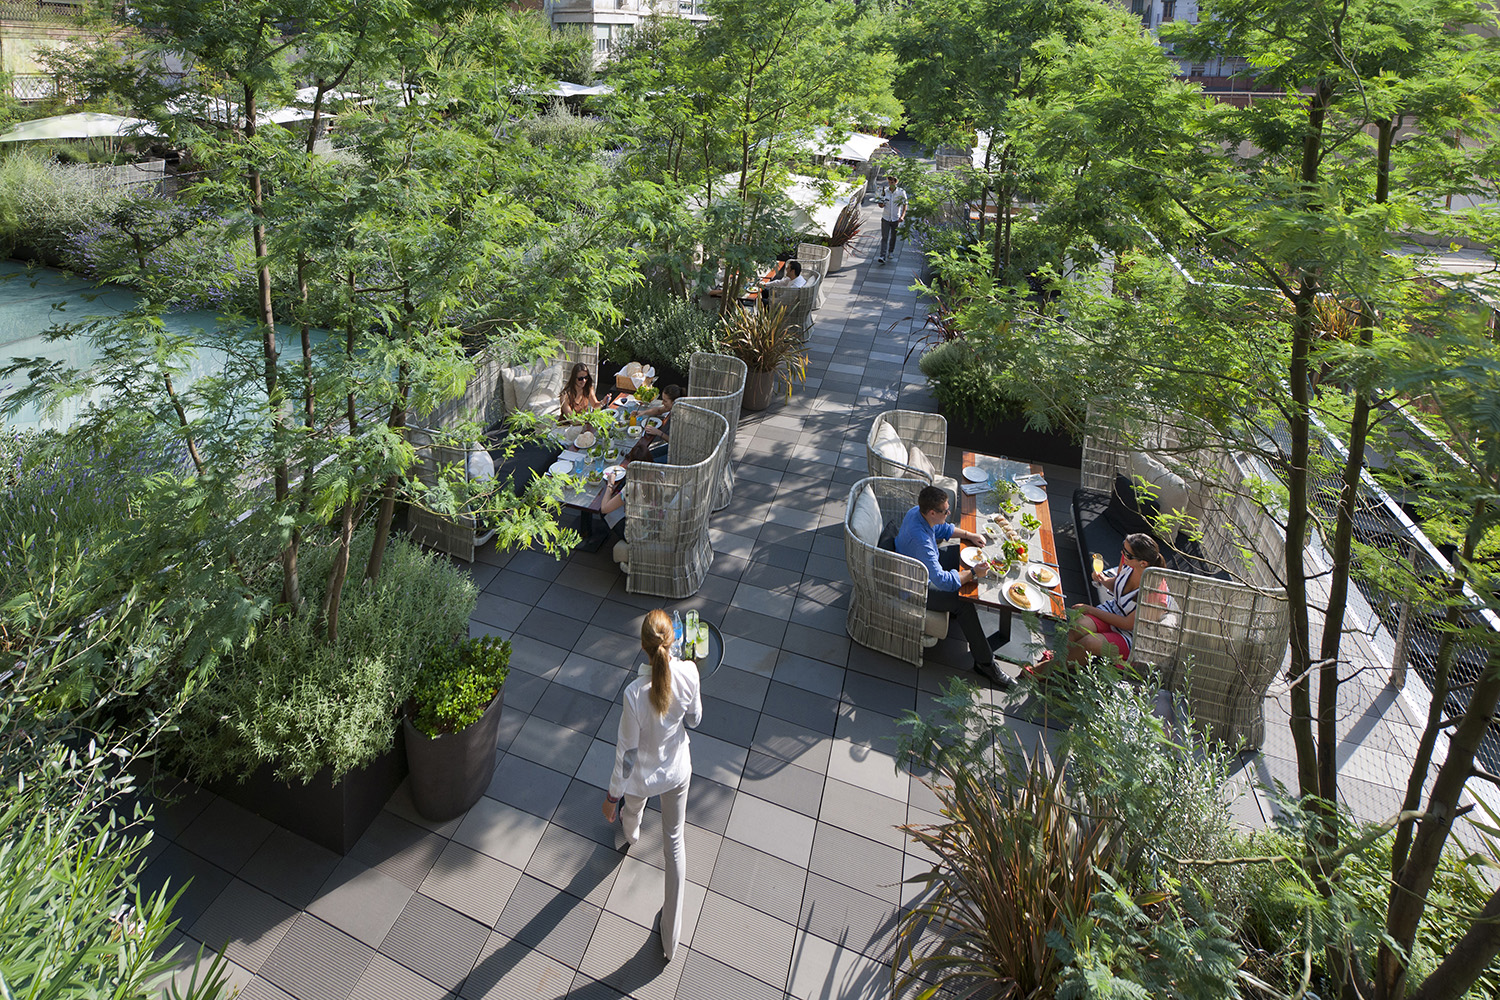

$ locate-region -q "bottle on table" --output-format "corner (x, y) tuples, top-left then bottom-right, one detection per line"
(671, 611), (683, 658)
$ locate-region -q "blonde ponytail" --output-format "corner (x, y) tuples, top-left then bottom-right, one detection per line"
(641, 609), (674, 717)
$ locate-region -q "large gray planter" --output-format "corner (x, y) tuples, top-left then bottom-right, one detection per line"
(403, 686), (505, 822)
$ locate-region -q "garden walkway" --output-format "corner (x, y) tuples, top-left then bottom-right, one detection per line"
(146, 203), (1441, 1000)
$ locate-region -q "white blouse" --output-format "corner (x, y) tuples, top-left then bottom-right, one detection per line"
(608, 656), (702, 800)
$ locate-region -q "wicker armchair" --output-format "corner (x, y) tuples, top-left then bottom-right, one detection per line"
(1132, 567), (1291, 751)
(622, 402), (728, 598)
(764, 274), (819, 334)
(685, 352), (747, 511)
(865, 410), (959, 506)
(796, 243), (831, 308)
(407, 440), (496, 563)
(844, 477), (949, 668)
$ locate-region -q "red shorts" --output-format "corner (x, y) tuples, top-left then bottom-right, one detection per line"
(1080, 614), (1130, 656)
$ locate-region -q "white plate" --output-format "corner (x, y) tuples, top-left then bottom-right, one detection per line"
(962, 467), (988, 483)
(625, 425), (644, 439)
(1020, 484), (1047, 504)
(1003, 581), (1042, 612)
(960, 546), (984, 568)
(611, 408), (629, 424)
(642, 416), (663, 429)
(603, 464), (626, 483)
(548, 459), (574, 476)
(1027, 564), (1059, 588)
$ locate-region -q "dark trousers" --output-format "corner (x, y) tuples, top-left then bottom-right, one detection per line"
(928, 546), (1008, 666)
(880, 218), (899, 256)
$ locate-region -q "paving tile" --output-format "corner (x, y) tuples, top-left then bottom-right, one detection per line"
(723, 635), (780, 676)
(237, 828), (341, 910)
(576, 738), (617, 789)
(772, 651), (846, 699)
(572, 623), (642, 664)
(687, 731), (748, 789)
(834, 703), (906, 753)
(524, 825), (624, 907)
(631, 820), (724, 888)
(798, 874), (902, 961)
(495, 875), (602, 967)
(305, 857), (414, 948)
(507, 716), (594, 773)
(818, 777), (908, 850)
(809, 824), (904, 903)
(472, 592), (531, 632)
(722, 606), (790, 647)
(462, 934), (575, 1000)
(589, 598), (650, 635)
(826, 739), (908, 801)
(347, 953), (454, 1000)
(735, 749), (823, 816)
(578, 910), (685, 1000)
(707, 839), (808, 924)
(530, 683), (611, 735)
(418, 840), (523, 928)
(137, 842), (233, 930)
(602, 854), (708, 946)
(700, 664), (770, 712)
(752, 715), (835, 773)
(550, 780), (620, 848)
(485, 753), (572, 820)
(725, 794), (816, 867)
(505, 549), (567, 583)
(505, 635), (569, 680)
(787, 928), (891, 1000)
(695, 695), (761, 747)
(739, 558), (808, 592)
(761, 680), (840, 735)
(680, 774), (736, 836)
(452, 797), (550, 870)
(380, 893), (490, 991)
(677, 949), (785, 1000)
(258, 914), (373, 1000)
(349, 811), (445, 890)
(238, 977), (298, 1000)
(840, 671), (917, 718)
(782, 622), (850, 667)
(385, 782), (465, 839)
(176, 796), (275, 873)
(552, 651), (631, 701)
(188, 878), (299, 973)
(537, 583), (605, 623)
(692, 892), (797, 990)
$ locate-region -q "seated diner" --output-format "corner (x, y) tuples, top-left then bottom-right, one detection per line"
(561, 362), (604, 419)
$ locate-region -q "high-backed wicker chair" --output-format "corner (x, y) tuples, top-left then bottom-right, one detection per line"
(764, 274), (819, 334)
(622, 402), (728, 598)
(844, 476), (949, 668)
(796, 243), (832, 308)
(407, 440), (496, 563)
(685, 352), (747, 511)
(1132, 567), (1291, 751)
(866, 410), (959, 506)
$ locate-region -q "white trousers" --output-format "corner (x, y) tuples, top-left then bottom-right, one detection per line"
(620, 775), (690, 961)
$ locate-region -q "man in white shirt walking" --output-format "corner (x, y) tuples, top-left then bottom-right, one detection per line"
(877, 174), (907, 264)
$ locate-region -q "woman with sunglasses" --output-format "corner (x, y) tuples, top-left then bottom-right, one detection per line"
(560, 362), (603, 418)
(1063, 532), (1164, 667)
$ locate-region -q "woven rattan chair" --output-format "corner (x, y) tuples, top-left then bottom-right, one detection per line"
(1131, 567), (1291, 751)
(844, 476), (948, 668)
(622, 402), (728, 598)
(866, 410), (959, 506)
(407, 439), (497, 563)
(686, 352), (747, 511)
(764, 274), (819, 334)
(796, 243), (831, 308)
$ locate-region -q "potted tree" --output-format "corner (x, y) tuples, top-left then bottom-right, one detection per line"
(720, 304), (810, 411)
(826, 204), (863, 273)
(403, 634), (512, 822)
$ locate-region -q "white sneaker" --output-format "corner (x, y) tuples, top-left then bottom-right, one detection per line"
(877, 256), (886, 264)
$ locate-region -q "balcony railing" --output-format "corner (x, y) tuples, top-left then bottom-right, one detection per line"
(0, 0), (86, 21)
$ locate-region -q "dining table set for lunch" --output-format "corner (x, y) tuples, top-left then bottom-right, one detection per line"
(956, 454), (1066, 619)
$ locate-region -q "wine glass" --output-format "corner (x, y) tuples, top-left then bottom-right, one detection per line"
(1091, 552), (1105, 576)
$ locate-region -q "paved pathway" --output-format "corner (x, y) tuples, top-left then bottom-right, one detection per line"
(145, 205), (1439, 999)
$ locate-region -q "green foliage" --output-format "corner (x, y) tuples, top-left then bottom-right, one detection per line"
(0, 743), (228, 1000)
(0, 151), (126, 261)
(917, 337), (1014, 428)
(409, 634), (511, 737)
(172, 532), (476, 784)
(718, 303), (808, 392)
(605, 291), (722, 373)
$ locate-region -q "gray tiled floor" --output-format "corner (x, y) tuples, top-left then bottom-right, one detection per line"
(145, 203), (1441, 1000)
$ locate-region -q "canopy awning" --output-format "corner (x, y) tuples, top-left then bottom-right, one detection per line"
(806, 128), (889, 164)
(0, 112), (160, 143)
(697, 173), (865, 239)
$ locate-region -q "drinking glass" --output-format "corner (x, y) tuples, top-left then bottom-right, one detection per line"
(1091, 552), (1104, 576)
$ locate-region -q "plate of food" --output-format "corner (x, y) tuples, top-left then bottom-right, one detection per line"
(1020, 483), (1047, 504)
(642, 416), (663, 429)
(1004, 581), (1041, 611)
(1027, 564), (1059, 588)
(548, 459), (574, 476)
(960, 546), (984, 568)
(624, 425), (644, 440)
(611, 407), (630, 425)
(603, 464), (626, 484)
(962, 466), (989, 483)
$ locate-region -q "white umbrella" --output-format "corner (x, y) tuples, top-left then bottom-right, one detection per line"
(0, 112), (160, 143)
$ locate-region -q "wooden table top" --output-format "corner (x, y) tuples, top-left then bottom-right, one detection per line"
(957, 451), (1066, 619)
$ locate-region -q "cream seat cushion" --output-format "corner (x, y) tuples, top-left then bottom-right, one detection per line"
(850, 484), (883, 545)
(871, 421), (909, 468)
(1128, 450), (1189, 520)
(924, 610), (950, 639)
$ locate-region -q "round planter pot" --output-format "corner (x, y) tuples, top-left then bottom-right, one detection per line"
(403, 685), (505, 822)
(828, 245), (845, 273)
(742, 369), (776, 411)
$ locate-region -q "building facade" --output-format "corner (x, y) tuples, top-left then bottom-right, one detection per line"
(544, 0), (708, 60)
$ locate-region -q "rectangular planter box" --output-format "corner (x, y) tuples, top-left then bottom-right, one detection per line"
(207, 730), (407, 855)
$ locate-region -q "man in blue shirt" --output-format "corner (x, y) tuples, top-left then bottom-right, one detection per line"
(895, 485), (1013, 688)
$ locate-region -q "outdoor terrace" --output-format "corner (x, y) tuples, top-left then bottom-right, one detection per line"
(144, 204), (1444, 1000)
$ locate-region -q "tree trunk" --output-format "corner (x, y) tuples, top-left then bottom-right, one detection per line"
(322, 490), (357, 644)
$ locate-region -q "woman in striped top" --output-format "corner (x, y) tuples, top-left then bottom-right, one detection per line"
(1066, 532), (1165, 667)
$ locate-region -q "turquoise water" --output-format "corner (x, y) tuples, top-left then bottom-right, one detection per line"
(1, 262), (251, 429)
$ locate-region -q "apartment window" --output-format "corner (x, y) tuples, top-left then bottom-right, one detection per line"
(1130, 0), (1144, 15)
(594, 24), (611, 54)
(1161, 0), (1176, 21)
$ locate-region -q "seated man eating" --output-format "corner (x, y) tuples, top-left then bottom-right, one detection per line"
(895, 485), (1013, 689)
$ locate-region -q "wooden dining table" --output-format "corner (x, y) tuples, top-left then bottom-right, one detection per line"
(957, 451), (1067, 620)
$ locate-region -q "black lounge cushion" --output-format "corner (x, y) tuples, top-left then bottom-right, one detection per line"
(1073, 487), (1225, 585)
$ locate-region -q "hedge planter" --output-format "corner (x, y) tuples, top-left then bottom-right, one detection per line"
(404, 685), (506, 822)
(207, 732), (407, 855)
(947, 412), (1083, 468)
